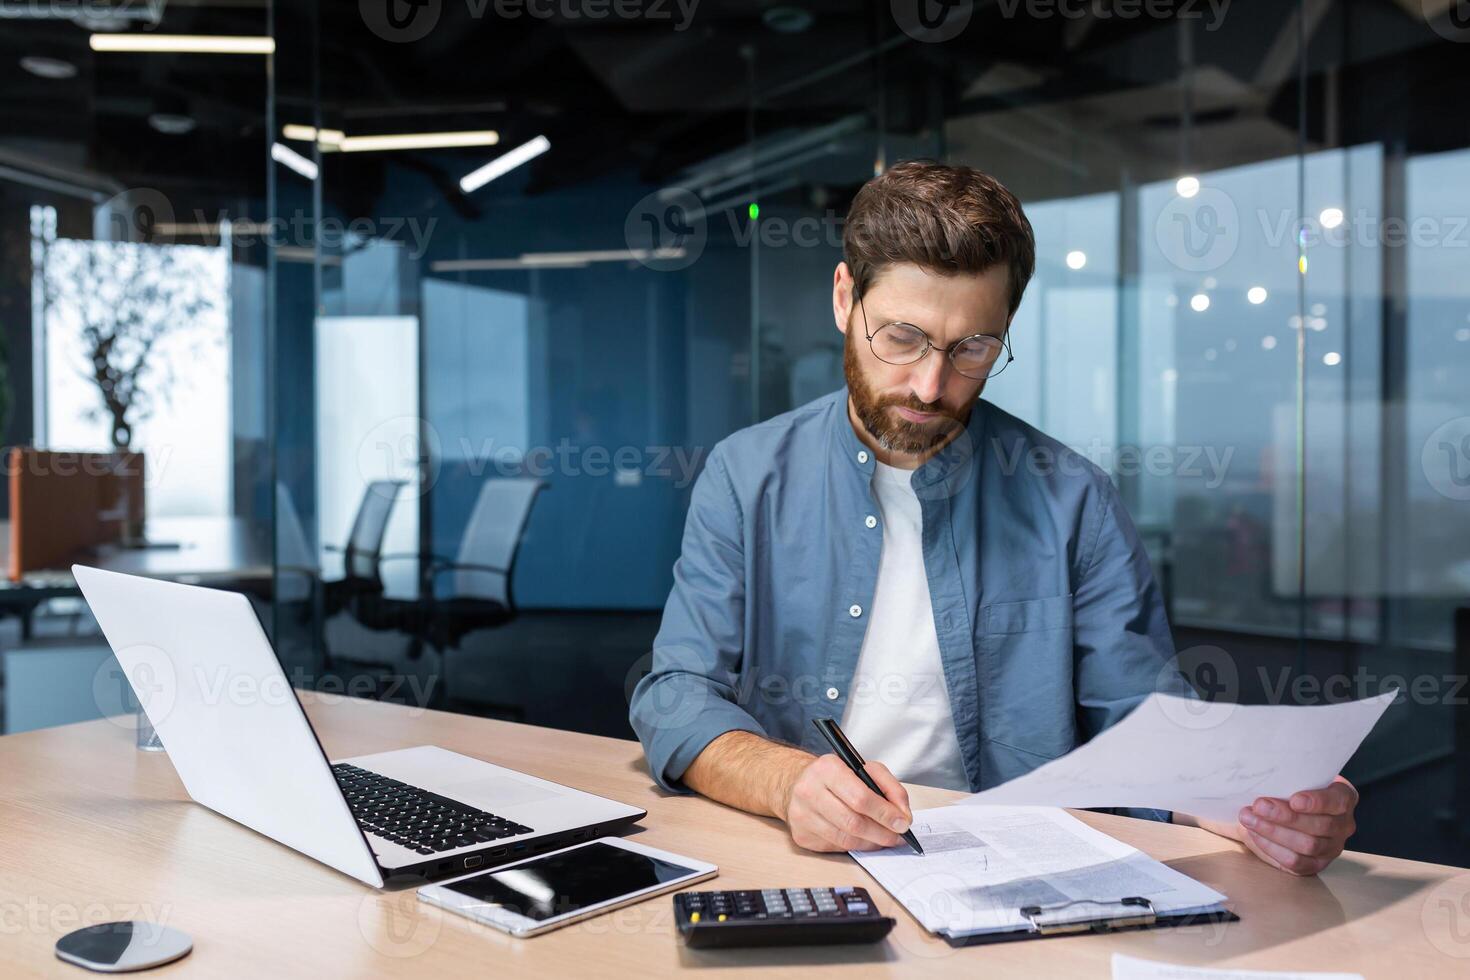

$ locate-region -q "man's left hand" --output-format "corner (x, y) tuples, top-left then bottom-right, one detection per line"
(1236, 775), (1359, 876)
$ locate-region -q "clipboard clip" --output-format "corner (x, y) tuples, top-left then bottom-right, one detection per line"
(1018, 896), (1156, 935)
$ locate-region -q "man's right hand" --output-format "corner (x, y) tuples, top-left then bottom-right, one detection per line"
(779, 753), (914, 852)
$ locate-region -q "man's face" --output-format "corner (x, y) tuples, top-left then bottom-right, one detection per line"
(834, 261), (1011, 458)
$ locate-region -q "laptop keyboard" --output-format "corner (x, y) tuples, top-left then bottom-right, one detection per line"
(332, 763), (534, 856)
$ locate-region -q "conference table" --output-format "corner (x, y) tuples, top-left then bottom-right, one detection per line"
(0, 516), (274, 636)
(3, 695), (1468, 977)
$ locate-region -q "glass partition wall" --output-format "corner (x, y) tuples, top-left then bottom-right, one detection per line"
(0, 3), (272, 744)
(267, 1), (1470, 864)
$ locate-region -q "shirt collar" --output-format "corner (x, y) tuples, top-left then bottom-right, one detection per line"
(832, 389), (988, 496)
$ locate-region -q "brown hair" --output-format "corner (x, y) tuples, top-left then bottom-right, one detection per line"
(842, 160), (1036, 317)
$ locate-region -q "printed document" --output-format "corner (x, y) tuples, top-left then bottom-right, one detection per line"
(961, 692), (1395, 823)
(852, 805), (1226, 939)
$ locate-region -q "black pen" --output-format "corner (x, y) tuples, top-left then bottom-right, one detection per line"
(812, 717), (924, 855)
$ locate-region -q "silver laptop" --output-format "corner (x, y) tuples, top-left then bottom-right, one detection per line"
(73, 564), (645, 888)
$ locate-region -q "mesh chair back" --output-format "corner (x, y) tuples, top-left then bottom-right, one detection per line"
(452, 478), (544, 605)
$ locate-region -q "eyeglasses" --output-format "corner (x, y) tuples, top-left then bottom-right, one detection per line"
(858, 292), (1014, 380)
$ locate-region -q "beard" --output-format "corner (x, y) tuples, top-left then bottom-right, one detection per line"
(844, 330), (968, 457)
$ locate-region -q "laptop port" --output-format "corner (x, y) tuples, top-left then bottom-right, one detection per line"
(512, 843), (528, 853)
(463, 855), (484, 870)
(490, 847), (508, 858)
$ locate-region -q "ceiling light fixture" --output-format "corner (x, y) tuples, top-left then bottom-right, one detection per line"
(282, 124), (344, 146)
(459, 135), (550, 193)
(272, 142), (318, 181)
(337, 130), (499, 153)
(89, 34), (276, 55)
(20, 56), (78, 80)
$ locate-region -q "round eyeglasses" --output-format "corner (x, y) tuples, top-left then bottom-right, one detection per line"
(858, 293), (1014, 380)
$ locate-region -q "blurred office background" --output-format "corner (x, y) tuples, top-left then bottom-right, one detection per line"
(0, 0), (1466, 864)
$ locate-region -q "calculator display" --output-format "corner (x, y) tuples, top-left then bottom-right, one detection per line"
(438, 842), (696, 922)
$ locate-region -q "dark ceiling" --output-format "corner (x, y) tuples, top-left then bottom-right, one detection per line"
(1, 0), (1465, 225)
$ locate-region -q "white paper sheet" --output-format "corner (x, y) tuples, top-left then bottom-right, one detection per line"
(1112, 953), (1363, 980)
(961, 691), (1395, 823)
(851, 805), (1227, 938)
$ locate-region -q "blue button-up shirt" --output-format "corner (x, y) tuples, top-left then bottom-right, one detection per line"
(630, 389), (1188, 821)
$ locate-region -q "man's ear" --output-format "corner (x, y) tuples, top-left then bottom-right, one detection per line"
(832, 262), (853, 335)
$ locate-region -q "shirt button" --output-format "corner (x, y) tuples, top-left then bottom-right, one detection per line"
(857, 451), (869, 464)
(848, 604), (862, 618)
(826, 687), (840, 701)
(864, 515), (877, 529)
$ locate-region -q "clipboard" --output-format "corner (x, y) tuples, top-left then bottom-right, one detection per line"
(939, 896), (1239, 948)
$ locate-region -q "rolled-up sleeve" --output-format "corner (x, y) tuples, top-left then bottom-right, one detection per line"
(1073, 477), (1193, 822)
(630, 444), (769, 792)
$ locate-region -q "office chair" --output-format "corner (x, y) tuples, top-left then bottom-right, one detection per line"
(418, 477), (546, 651)
(332, 477), (545, 711)
(319, 480), (417, 689)
(274, 481), (318, 606)
(320, 479), (405, 617)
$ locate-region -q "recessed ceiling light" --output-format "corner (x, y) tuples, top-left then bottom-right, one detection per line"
(1319, 207), (1344, 229)
(1262, 335), (1277, 350)
(1175, 175), (1200, 198)
(20, 56), (77, 80)
(1247, 286), (1268, 304)
(1190, 293), (1210, 312)
(1065, 250), (1086, 270)
(148, 113), (196, 135)
(1322, 351), (1342, 366)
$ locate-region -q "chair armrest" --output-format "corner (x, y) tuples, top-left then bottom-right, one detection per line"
(377, 553), (461, 568)
(429, 561), (510, 578)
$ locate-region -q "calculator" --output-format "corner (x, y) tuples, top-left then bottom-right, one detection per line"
(673, 886), (896, 948)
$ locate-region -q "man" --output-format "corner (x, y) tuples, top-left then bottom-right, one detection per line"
(630, 161), (1357, 876)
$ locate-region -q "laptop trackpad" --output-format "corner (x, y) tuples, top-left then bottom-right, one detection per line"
(443, 775), (561, 809)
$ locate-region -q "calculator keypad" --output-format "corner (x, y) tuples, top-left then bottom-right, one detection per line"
(676, 887), (880, 922)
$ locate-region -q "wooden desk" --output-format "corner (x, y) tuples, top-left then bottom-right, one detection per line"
(2, 696), (1467, 977)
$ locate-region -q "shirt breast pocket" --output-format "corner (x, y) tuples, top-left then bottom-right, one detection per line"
(978, 594), (1077, 770)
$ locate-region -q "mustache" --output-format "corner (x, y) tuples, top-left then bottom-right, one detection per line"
(876, 393), (962, 421)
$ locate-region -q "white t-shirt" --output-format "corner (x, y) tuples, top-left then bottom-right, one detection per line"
(839, 461), (970, 791)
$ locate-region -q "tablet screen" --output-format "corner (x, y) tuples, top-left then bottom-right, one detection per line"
(436, 842), (697, 922)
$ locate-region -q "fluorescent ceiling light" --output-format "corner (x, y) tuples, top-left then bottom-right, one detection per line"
(336, 130), (499, 153)
(431, 246), (683, 272)
(272, 142), (318, 181)
(459, 135), (551, 193)
(282, 124), (344, 145)
(20, 56), (78, 80)
(89, 34), (276, 55)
